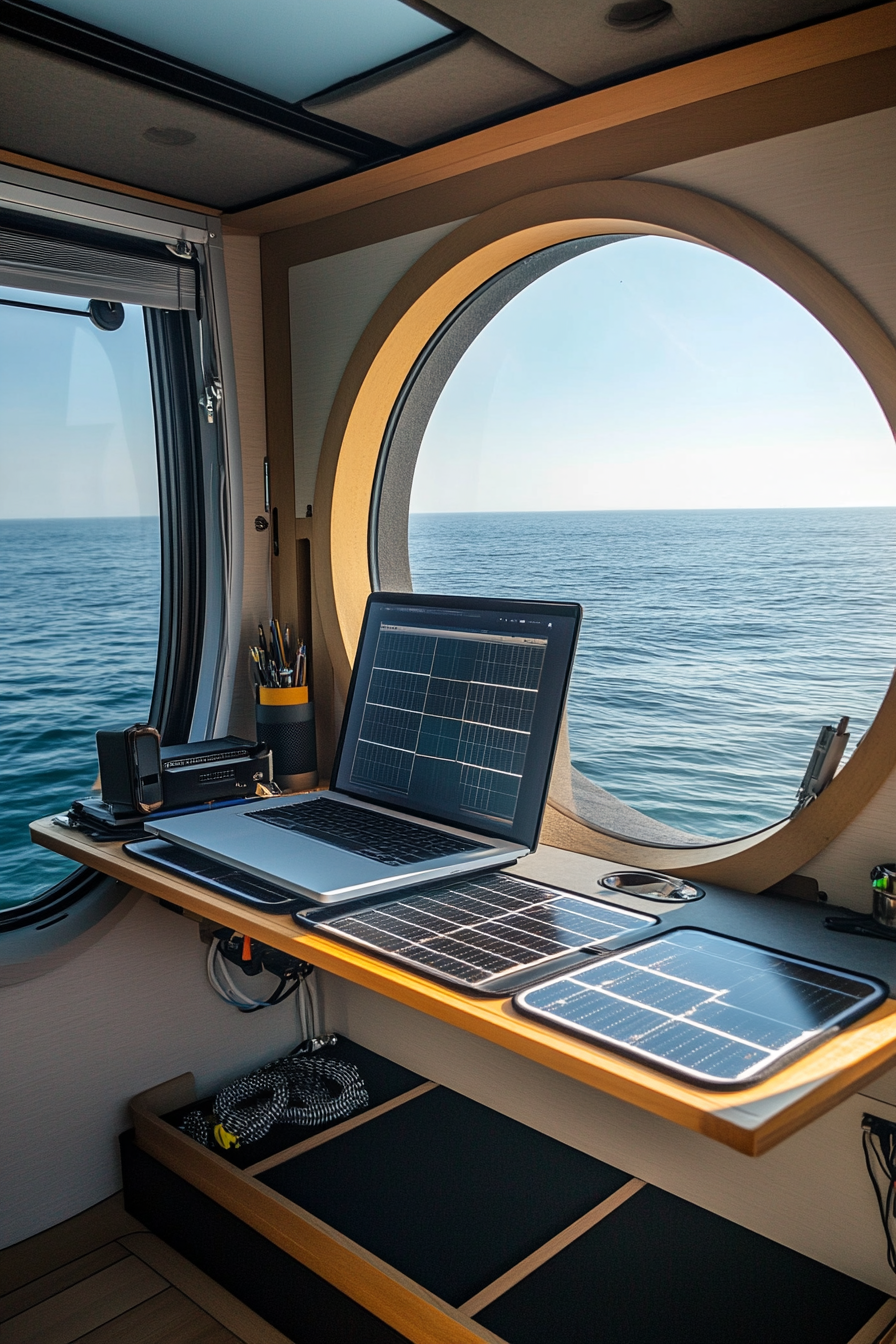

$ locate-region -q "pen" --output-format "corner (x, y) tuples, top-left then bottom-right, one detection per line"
(270, 619), (286, 671)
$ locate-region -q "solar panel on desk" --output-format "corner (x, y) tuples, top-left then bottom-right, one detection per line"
(319, 872), (656, 990)
(124, 838), (301, 910)
(514, 927), (887, 1086)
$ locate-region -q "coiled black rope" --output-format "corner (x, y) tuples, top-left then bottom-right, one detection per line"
(180, 1038), (369, 1150)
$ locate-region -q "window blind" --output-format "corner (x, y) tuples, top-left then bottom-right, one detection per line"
(0, 225), (196, 310)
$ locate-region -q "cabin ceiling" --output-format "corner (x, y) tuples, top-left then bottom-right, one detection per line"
(0, 0), (884, 211)
(0, 37), (353, 207)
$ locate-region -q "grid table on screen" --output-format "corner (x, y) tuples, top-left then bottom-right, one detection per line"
(350, 625), (547, 822)
(323, 872), (656, 989)
(515, 928), (885, 1085)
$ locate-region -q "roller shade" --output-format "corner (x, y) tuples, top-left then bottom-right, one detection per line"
(0, 225), (196, 310)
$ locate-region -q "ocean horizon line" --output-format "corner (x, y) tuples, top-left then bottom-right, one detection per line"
(0, 513), (161, 523)
(410, 503), (896, 516)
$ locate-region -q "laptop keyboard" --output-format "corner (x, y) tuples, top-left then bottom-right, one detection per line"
(246, 797), (487, 867)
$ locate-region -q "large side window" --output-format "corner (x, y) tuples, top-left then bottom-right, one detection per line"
(0, 288), (160, 908)
(0, 188), (239, 935)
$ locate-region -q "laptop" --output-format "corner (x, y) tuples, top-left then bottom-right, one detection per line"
(146, 592), (582, 904)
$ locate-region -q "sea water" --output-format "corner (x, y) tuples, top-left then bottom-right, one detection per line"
(2, 508), (894, 910)
(0, 517), (160, 909)
(409, 508), (896, 841)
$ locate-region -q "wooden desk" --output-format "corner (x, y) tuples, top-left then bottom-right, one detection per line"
(31, 816), (896, 1157)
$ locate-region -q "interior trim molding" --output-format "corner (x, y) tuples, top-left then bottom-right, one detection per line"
(310, 177), (896, 891)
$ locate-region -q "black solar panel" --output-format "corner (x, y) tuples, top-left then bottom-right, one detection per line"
(302, 871), (656, 992)
(514, 928), (887, 1087)
(125, 837), (305, 909)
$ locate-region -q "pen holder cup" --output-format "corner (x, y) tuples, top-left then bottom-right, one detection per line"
(256, 687), (318, 791)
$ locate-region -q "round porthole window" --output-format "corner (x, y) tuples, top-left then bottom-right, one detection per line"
(372, 232), (896, 846)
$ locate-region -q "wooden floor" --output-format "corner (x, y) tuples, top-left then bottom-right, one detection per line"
(0, 1195), (290, 1344)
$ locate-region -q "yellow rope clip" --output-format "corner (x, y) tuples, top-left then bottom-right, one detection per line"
(213, 1123), (240, 1150)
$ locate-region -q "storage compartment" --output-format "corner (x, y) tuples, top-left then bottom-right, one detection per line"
(127, 1036), (893, 1344)
(476, 1183), (888, 1344)
(258, 1084), (630, 1309)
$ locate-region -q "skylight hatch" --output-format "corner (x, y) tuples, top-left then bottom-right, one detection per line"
(39, 0), (453, 103)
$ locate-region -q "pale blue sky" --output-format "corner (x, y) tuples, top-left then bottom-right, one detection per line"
(0, 292), (158, 519)
(4, 238), (894, 522)
(411, 235), (896, 513)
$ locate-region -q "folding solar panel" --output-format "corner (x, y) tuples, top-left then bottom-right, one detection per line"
(514, 927), (887, 1086)
(299, 871), (657, 995)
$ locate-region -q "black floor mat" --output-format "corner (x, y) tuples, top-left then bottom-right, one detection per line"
(259, 1083), (632, 1307)
(476, 1182), (887, 1344)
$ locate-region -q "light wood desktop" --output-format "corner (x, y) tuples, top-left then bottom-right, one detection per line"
(31, 815), (896, 1158)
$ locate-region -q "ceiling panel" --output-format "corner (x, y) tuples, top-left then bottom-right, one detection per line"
(34, 0), (452, 103)
(305, 33), (568, 147)
(0, 38), (353, 208)
(426, 0), (868, 86)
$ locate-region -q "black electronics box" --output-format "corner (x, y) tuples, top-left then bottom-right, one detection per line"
(96, 724), (164, 814)
(160, 737), (273, 807)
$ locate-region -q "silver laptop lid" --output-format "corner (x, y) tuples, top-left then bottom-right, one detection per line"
(331, 592), (583, 853)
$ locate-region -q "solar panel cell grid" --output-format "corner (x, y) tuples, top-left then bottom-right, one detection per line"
(324, 872), (656, 988)
(351, 624), (549, 822)
(515, 928), (886, 1085)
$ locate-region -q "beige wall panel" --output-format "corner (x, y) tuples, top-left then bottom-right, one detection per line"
(797, 763), (896, 912)
(319, 970), (896, 1294)
(223, 234), (271, 740)
(863, 1059), (896, 1109)
(0, 897), (300, 1250)
(289, 220), (466, 518)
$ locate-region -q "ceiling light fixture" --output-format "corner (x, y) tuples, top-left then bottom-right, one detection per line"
(605, 0), (672, 31)
(143, 126), (197, 146)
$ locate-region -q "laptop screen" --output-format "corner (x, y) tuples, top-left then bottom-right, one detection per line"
(331, 593), (582, 850)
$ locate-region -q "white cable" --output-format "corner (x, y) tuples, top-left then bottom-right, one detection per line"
(296, 975), (310, 1040)
(302, 974), (316, 1039)
(217, 953), (271, 1009)
(206, 940), (273, 1010)
(306, 972), (319, 1037)
(206, 941), (252, 1006)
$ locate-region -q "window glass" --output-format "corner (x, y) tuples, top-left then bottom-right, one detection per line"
(0, 288), (160, 908)
(39, 0), (451, 103)
(408, 237), (896, 841)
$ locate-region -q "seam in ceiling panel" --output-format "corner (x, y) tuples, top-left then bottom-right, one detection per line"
(304, 32), (571, 148)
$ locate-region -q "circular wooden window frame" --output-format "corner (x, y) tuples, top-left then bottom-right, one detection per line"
(312, 179), (896, 891)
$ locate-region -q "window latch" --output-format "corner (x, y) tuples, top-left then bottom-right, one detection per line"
(200, 378), (223, 424)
